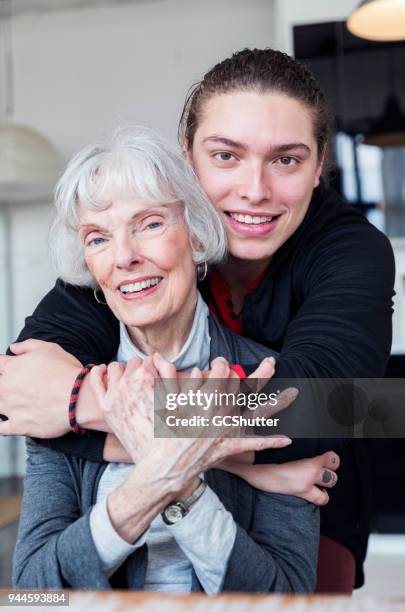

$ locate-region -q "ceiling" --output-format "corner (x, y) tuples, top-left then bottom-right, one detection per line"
(0, 0), (143, 17)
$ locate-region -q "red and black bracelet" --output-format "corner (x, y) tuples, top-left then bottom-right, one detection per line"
(68, 364), (95, 435)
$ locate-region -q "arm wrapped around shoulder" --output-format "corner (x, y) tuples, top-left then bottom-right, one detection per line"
(277, 223), (395, 378)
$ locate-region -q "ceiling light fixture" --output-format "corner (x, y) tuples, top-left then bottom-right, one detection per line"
(0, 0), (62, 204)
(347, 0), (405, 42)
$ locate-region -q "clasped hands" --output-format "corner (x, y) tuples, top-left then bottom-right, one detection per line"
(90, 353), (294, 497)
(0, 340), (339, 504)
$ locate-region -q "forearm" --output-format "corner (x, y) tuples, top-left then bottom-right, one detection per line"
(103, 434), (133, 462)
(0, 340), (111, 442)
(167, 484), (236, 594)
(76, 375), (111, 432)
(14, 279), (119, 364)
(106, 459), (180, 544)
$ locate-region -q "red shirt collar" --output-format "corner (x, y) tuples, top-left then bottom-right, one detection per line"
(209, 267), (267, 335)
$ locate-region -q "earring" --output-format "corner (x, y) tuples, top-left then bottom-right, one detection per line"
(196, 261), (208, 283)
(93, 287), (107, 305)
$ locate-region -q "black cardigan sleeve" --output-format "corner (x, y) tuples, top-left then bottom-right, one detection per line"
(10, 279), (120, 461)
(275, 222), (395, 379)
(14, 279), (120, 364)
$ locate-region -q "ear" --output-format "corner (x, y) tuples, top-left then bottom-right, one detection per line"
(313, 152), (325, 188)
(189, 233), (204, 254)
(183, 137), (193, 164)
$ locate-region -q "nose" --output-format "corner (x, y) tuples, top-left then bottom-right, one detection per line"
(236, 162), (271, 206)
(114, 233), (144, 269)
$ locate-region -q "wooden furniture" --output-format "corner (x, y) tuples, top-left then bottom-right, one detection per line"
(1, 590), (401, 611)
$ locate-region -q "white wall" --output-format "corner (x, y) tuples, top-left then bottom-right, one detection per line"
(12, 0), (277, 156)
(1, 0), (278, 476)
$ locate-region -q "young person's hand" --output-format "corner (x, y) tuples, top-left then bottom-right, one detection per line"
(218, 451), (340, 506)
(0, 340), (82, 437)
(0, 339), (110, 437)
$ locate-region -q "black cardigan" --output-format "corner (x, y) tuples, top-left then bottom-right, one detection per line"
(13, 183), (395, 587)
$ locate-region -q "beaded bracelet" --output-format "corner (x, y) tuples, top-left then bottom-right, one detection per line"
(68, 364), (95, 435)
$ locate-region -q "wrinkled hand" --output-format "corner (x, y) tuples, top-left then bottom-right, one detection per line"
(155, 354), (297, 439)
(218, 451), (340, 506)
(0, 340), (82, 437)
(143, 354), (293, 494)
(93, 354), (245, 461)
(91, 356), (158, 461)
(93, 353), (292, 496)
(100, 354), (297, 466)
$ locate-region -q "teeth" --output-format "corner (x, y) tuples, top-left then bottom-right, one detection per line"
(120, 277), (161, 293)
(230, 213), (273, 224)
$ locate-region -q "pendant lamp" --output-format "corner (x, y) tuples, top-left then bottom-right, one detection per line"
(347, 0), (405, 42)
(0, 0), (62, 205)
(0, 123), (62, 202)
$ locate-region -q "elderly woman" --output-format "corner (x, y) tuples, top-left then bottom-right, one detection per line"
(12, 127), (319, 593)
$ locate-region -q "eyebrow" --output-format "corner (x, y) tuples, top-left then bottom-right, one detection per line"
(79, 204), (170, 232)
(202, 136), (311, 155)
(202, 136), (248, 151)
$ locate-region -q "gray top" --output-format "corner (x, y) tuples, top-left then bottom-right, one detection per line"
(89, 296), (236, 594)
(12, 313), (319, 593)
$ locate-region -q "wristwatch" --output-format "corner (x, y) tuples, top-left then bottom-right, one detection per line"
(162, 479), (207, 525)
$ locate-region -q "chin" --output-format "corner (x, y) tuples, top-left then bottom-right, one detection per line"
(111, 305), (155, 329)
(229, 241), (277, 262)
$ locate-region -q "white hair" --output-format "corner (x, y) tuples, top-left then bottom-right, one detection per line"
(49, 126), (227, 287)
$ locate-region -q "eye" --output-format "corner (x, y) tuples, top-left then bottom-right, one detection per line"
(86, 236), (106, 247)
(213, 151), (237, 162)
(139, 216), (166, 232)
(277, 156), (298, 166)
(145, 221), (163, 231)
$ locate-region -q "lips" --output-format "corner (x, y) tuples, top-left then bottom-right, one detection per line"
(224, 211), (281, 237)
(229, 212), (274, 225)
(117, 276), (163, 300)
(119, 277), (162, 294)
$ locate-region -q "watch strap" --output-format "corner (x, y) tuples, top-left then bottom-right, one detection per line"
(162, 479), (207, 525)
(180, 479), (207, 511)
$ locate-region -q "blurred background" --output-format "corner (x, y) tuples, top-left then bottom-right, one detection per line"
(0, 0), (404, 595)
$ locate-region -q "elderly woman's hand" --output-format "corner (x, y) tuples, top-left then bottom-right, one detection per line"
(92, 353), (292, 494)
(90, 356), (159, 462)
(98, 354), (297, 465)
(142, 354), (292, 496)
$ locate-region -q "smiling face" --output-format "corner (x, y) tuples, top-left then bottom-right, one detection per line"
(187, 91), (323, 265)
(78, 197), (198, 340)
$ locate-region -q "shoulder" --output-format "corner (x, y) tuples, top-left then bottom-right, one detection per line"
(294, 198), (395, 288)
(303, 189), (393, 262)
(208, 314), (278, 366)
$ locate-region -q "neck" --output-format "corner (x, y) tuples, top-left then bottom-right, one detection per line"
(126, 292), (198, 360)
(218, 256), (270, 290)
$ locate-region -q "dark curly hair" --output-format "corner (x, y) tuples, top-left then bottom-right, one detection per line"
(179, 48), (333, 160)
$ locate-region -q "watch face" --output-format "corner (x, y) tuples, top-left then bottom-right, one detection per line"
(163, 503), (187, 525)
